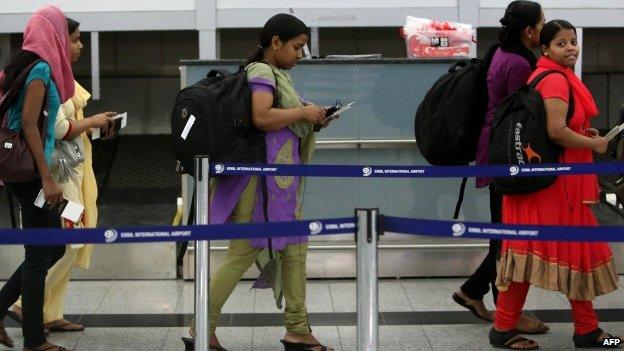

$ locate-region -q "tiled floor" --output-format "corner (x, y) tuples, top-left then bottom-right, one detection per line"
(0, 277), (623, 350)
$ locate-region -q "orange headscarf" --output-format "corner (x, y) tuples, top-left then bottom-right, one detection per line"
(21, 5), (75, 102)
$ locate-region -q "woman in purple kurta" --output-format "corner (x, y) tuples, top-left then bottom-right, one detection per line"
(191, 14), (335, 351)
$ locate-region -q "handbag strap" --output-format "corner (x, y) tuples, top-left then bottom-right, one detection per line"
(0, 60), (49, 144)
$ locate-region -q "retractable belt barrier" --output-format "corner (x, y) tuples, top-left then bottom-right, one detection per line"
(1, 215), (624, 245)
(1, 162), (623, 245)
(5, 160), (622, 351)
(211, 162), (624, 178)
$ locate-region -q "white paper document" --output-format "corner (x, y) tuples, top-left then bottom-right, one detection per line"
(604, 123), (624, 141)
(325, 101), (356, 122)
(34, 189), (84, 222)
(92, 112), (128, 140)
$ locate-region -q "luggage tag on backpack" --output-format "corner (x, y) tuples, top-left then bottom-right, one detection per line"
(180, 114), (196, 140)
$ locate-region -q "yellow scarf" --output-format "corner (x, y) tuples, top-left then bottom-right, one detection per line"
(73, 82), (97, 269)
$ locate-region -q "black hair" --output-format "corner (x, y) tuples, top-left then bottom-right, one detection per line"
(246, 13), (308, 65)
(539, 20), (576, 48)
(498, 0), (542, 45)
(67, 17), (80, 35)
(1, 50), (40, 94)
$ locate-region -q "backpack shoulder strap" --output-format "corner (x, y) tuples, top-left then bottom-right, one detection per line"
(528, 70), (575, 122)
(0, 59), (43, 124)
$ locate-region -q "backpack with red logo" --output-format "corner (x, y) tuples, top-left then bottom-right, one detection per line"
(489, 70), (574, 194)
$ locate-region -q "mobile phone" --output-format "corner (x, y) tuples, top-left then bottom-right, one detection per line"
(314, 101), (342, 132)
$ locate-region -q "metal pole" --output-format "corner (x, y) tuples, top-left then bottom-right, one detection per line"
(356, 208), (379, 351)
(194, 156), (211, 351)
(90, 32), (100, 100)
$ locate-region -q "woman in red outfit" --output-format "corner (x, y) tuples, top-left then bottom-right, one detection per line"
(489, 20), (621, 350)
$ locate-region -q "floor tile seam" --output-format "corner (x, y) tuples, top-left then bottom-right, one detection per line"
(399, 280), (420, 309)
(92, 279), (116, 314)
(327, 282), (338, 314)
(159, 327), (173, 351)
(399, 280), (417, 312)
(171, 280), (187, 315)
(418, 325), (435, 351)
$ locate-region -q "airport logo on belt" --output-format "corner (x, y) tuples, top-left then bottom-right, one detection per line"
(309, 221), (323, 235)
(451, 223), (466, 237)
(104, 229), (119, 243)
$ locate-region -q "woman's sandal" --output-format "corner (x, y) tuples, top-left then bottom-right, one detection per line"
(181, 337), (227, 351)
(489, 328), (539, 350)
(280, 339), (329, 351)
(573, 328), (622, 348)
(452, 292), (493, 322)
(6, 309), (22, 325)
(23, 345), (72, 351)
(45, 319), (84, 333)
(515, 319), (550, 335)
(0, 324), (14, 348)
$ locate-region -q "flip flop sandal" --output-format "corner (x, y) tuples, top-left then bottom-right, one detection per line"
(6, 309), (23, 325)
(452, 292), (493, 322)
(515, 321), (550, 335)
(181, 337), (227, 351)
(490, 328), (539, 350)
(45, 320), (84, 333)
(573, 328), (622, 348)
(23, 346), (72, 351)
(280, 339), (329, 351)
(0, 327), (14, 348)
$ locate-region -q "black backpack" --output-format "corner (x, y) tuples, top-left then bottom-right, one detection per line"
(414, 46), (497, 218)
(489, 70), (574, 194)
(415, 47), (499, 166)
(171, 68), (266, 175)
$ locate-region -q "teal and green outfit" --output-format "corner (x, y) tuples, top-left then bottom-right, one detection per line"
(207, 62), (316, 334)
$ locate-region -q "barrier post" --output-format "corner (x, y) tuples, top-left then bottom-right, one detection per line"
(194, 156), (211, 351)
(356, 208), (379, 351)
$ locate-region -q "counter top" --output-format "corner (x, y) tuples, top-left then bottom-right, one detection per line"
(180, 58), (466, 65)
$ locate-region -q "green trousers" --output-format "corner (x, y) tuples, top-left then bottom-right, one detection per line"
(208, 176), (310, 334)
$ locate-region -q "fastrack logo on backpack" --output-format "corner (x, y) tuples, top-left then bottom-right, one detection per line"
(181, 108), (188, 119)
(514, 122), (525, 165)
(522, 143), (542, 164)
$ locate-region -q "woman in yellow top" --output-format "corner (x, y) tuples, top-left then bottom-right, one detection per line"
(10, 18), (115, 332)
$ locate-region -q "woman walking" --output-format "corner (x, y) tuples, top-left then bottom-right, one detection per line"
(490, 20), (621, 350)
(0, 5), (75, 351)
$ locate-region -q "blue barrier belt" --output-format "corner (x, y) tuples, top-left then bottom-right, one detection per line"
(384, 216), (624, 242)
(212, 162), (624, 178)
(0, 217), (356, 245)
(2, 215), (623, 245)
